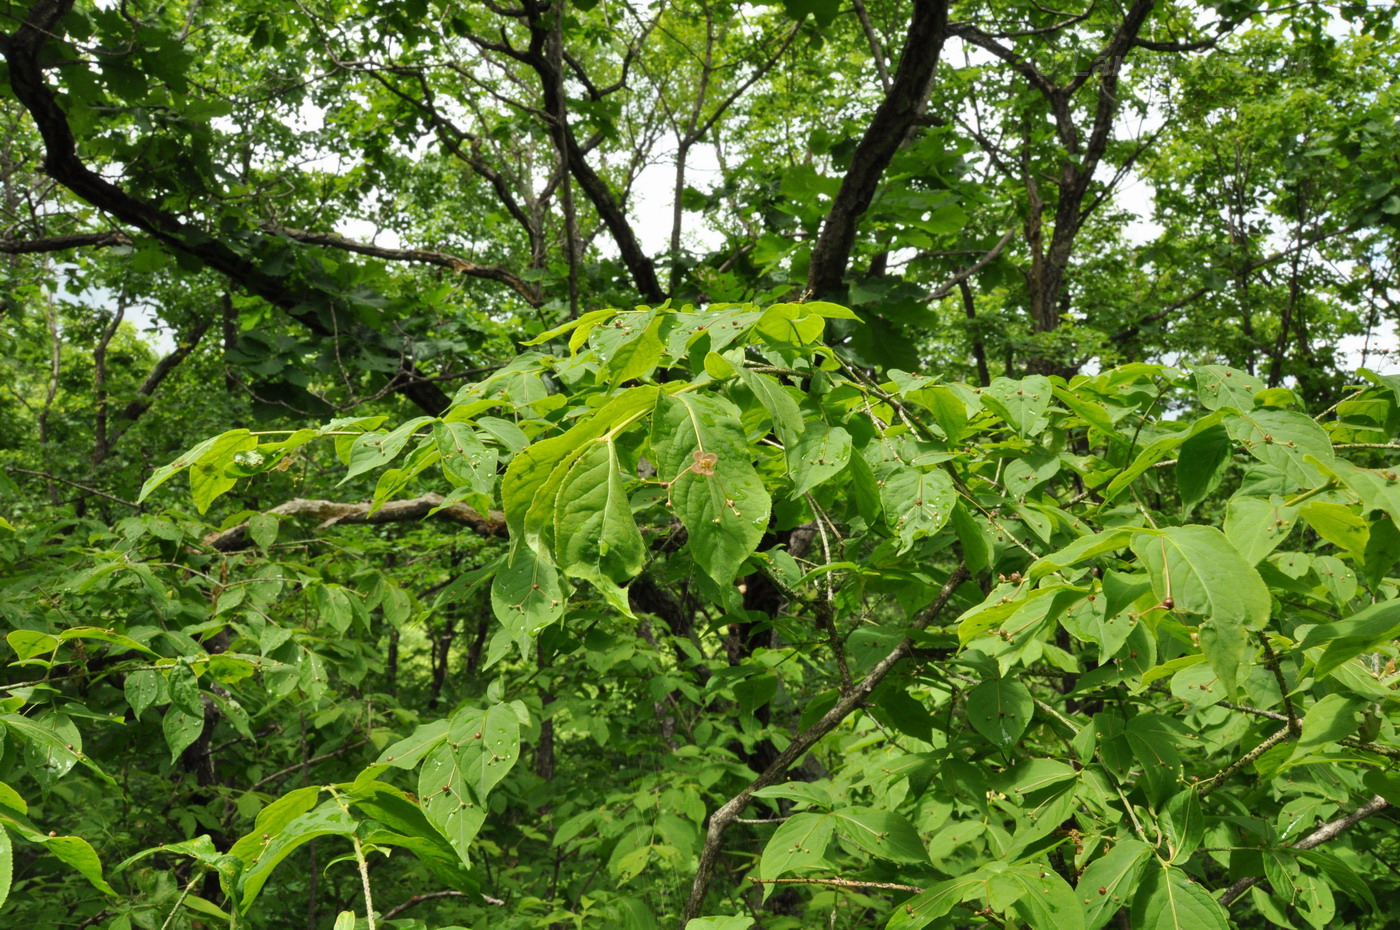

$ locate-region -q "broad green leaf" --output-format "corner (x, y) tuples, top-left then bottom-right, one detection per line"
(886, 874), (987, 930)
(787, 425), (852, 497)
(1299, 598), (1400, 677)
(162, 707), (205, 764)
(1028, 528), (1133, 582)
(982, 376), (1052, 436)
(1332, 460), (1400, 531)
(228, 785), (321, 864)
(878, 464), (955, 553)
(521, 307), (615, 346)
(757, 812), (833, 881)
(733, 367), (804, 444)
(1195, 365), (1263, 411)
(341, 416), (434, 485)
(831, 808), (926, 862)
(651, 393), (771, 584)
(1225, 409), (1334, 488)
(419, 743), (487, 868)
(138, 433), (220, 501)
(1176, 424), (1231, 512)
(1002, 864), (1085, 930)
(1131, 526), (1269, 629)
(1076, 838), (1152, 930)
(0, 713), (114, 786)
(6, 630), (58, 661)
(1224, 497), (1298, 564)
(447, 704), (521, 801)
(190, 429), (257, 512)
(685, 918), (754, 930)
(374, 720), (451, 771)
(237, 802), (357, 909)
(555, 440), (645, 592)
(1292, 693), (1364, 759)
(966, 678), (1033, 749)
(0, 824), (10, 910)
(1129, 865), (1229, 930)
(1300, 501), (1369, 558)
(32, 834), (115, 895)
(434, 421), (498, 494)
(490, 544), (565, 652)
(1104, 432), (1191, 502)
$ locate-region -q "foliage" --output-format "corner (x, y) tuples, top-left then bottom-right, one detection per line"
(3, 0), (1400, 928)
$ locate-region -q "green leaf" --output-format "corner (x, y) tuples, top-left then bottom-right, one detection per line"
(685, 918), (755, 930)
(831, 808), (926, 863)
(1129, 865), (1229, 930)
(757, 812), (833, 882)
(228, 786), (321, 864)
(447, 703), (521, 801)
(787, 425), (852, 497)
(419, 743), (487, 868)
(1002, 864), (1085, 930)
(341, 416), (435, 485)
(1225, 409), (1334, 488)
(236, 801), (357, 909)
(32, 834), (116, 895)
(434, 421), (498, 494)
(190, 429), (257, 512)
(1195, 365), (1264, 411)
(1300, 501), (1369, 558)
(878, 464), (955, 553)
(1176, 424), (1231, 512)
(982, 376), (1053, 436)
(652, 393), (771, 584)
(1076, 838), (1152, 930)
(0, 824), (11, 911)
(966, 677), (1033, 749)
(1224, 497), (1298, 564)
(886, 874), (987, 929)
(0, 713), (115, 786)
(1028, 528), (1134, 582)
(1130, 526), (1270, 629)
(162, 707), (205, 764)
(1291, 693), (1364, 759)
(554, 440), (645, 590)
(1298, 598), (1400, 677)
(733, 368), (804, 444)
(374, 719), (450, 769)
(490, 544), (565, 654)
(138, 433), (221, 502)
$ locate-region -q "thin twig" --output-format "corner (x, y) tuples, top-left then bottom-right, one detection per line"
(1219, 795), (1392, 905)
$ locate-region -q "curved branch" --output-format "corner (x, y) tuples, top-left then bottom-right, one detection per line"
(204, 493), (507, 552)
(0, 230), (132, 253)
(1219, 795), (1392, 906)
(265, 226), (543, 307)
(679, 561), (969, 925)
(807, 0), (951, 299)
(3, 0), (450, 414)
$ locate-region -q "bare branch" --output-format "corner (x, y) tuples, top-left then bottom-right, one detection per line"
(265, 225), (543, 307)
(204, 493), (508, 552)
(807, 0), (951, 299)
(1220, 795), (1392, 906)
(680, 561), (969, 925)
(926, 226), (1016, 300)
(0, 230), (131, 253)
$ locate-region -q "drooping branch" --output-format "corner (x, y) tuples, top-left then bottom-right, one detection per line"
(204, 493), (507, 552)
(3, 0), (450, 414)
(265, 226), (543, 307)
(0, 230), (132, 253)
(806, 0), (951, 300)
(679, 561), (969, 926)
(106, 317), (214, 451)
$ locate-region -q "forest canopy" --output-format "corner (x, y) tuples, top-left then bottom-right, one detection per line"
(2, 1), (1400, 929)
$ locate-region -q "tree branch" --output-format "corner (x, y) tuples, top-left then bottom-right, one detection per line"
(679, 561), (969, 925)
(0, 230), (132, 253)
(265, 226), (543, 307)
(1219, 795), (1392, 906)
(807, 0), (951, 299)
(3, 0), (450, 414)
(204, 493), (507, 552)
